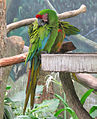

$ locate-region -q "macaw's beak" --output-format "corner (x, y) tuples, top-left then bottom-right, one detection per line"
(36, 14), (44, 26)
(38, 18), (45, 26)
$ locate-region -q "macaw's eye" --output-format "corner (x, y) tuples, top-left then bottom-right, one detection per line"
(42, 13), (48, 22)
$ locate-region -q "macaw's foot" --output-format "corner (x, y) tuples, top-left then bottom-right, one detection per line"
(41, 51), (48, 54)
(58, 41), (76, 53)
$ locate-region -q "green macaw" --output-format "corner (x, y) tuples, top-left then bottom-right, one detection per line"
(23, 9), (80, 114)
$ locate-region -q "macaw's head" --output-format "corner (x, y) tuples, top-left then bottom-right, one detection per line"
(36, 9), (58, 26)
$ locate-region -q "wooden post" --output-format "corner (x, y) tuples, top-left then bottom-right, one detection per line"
(59, 72), (92, 119)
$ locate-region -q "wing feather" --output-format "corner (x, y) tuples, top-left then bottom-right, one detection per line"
(59, 21), (80, 36)
(25, 21), (51, 63)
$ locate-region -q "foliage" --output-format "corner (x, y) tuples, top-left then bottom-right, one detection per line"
(80, 89), (94, 105)
(80, 89), (97, 119)
(45, 72), (78, 119)
(4, 85), (60, 119)
(4, 73), (97, 119)
(13, 98), (60, 119)
(6, 85), (11, 90)
(3, 85), (14, 119)
(55, 94), (78, 119)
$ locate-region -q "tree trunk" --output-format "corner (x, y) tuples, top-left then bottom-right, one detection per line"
(0, 1), (7, 118)
(59, 72), (92, 119)
(0, 1), (24, 117)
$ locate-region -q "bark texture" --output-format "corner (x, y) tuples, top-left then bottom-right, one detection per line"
(0, 1), (7, 118)
(41, 53), (97, 73)
(0, 25), (24, 119)
(59, 72), (92, 119)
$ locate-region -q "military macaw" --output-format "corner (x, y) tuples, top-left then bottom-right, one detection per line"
(23, 9), (80, 114)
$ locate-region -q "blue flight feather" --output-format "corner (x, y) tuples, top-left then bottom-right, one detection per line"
(38, 33), (50, 51)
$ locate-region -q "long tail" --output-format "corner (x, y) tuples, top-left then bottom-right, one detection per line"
(23, 58), (40, 114)
(30, 65), (40, 108)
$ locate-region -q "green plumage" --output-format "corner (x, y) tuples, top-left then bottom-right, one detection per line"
(24, 9), (80, 114)
(59, 21), (80, 36)
(24, 9), (59, 114)
(51, 20), (80, 53)
(25, 20), (51, 63)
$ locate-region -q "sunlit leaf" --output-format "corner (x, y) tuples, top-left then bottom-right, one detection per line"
(55, 94), (68, 107)
(89, 105), (97, 114)
(66, 107), (78, 119)
(80, 89), (94, 105)
(6, 85), (11, 90)
(54, 108), (65, 117)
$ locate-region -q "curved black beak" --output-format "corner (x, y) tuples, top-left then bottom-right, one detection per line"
(38, 18), (45, 26)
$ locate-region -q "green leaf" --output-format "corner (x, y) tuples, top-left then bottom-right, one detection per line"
(89, 105), (97, 114)
(80, 89), (94, 105)
(32, 99), (59, 113)
(54, 108), (65, 117)
(66, 107), (78, 119)
(6, 85), (11, 90)
(55, 94), (68, 107)
(54, 107), (78, 119)
(4, 97), (13, 104)
(13, 18), (18, 22)
(89, 108), (97, 119)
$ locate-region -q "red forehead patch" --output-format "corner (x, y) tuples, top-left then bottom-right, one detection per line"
(36, 14), (42, 19)
(58, 29), (62, 33)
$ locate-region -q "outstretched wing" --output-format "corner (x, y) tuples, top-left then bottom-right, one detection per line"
(25, 21), (51, 63)
(59, 21), (80, 36)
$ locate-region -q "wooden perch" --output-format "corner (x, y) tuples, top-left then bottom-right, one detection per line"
(58, 4), (86, 20)
(0, 41), (75, 67)
(41, 53), (97, 73)
(1, 38), (97, 92)
(7, 4), (86, 33)
(0, 52), (27, 67)
(1, 40), (97, 92)
(7, 18), (37, 33)
(76, 73), (97, 90)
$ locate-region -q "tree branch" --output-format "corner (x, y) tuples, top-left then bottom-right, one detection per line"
(7, 4), (86, 33)
(75, 73), (97, 91)
(58, 4), (86, 20)
(0, 41), (75, 67)
(0, 52), (27, 67)
(7, 18), (36, 33)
